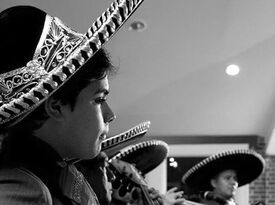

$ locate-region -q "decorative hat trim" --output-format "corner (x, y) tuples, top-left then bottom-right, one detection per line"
(101, 121), (150, 151)
(0, 0), (144, 126)
(110, 139), (169, 161)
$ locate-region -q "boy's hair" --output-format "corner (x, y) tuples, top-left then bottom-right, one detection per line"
(53, 48), (115, 109)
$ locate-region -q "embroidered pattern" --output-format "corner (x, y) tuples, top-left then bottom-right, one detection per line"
(34, 16), (85, 72)
(72, 169), (84, 203)
(0, 60), (47, 104)
(0, 16), (84, 106)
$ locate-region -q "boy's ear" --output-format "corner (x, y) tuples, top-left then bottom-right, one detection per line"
(44, 95), (64, 121)
(210, 179), (217, 189)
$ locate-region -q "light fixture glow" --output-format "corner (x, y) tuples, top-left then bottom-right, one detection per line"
(226, 64), (240, 76)
(169, 157), (175, 162)
(129, 20), (146, 31)
(169, 161), (178, 168)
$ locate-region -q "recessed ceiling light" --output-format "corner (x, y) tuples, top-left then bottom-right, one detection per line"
(129, 20), (146, 31)
(225, 64), (240, 76)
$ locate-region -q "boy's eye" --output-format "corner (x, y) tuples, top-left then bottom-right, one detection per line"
(95, 97), (107, 104)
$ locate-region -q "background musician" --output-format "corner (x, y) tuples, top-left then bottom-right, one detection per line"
(181, 149), (265, 205)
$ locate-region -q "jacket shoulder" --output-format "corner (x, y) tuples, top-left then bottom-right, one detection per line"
(0, 167), (52, 205)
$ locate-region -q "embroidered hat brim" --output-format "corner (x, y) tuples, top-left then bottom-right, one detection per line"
(0, 0), (144, 127)
(101, 121), (150, 158)
(110, 140), (169, 174)
(181, 149), (265, 191)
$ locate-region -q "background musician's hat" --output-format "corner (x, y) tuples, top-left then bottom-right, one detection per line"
(181, 149), (265, 191)
(101, 121), (150, 158)
(0, 0), (144, 127)
(110, 139), (169, 175)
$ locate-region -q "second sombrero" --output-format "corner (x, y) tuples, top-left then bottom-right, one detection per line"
(182, 149), (265, 191)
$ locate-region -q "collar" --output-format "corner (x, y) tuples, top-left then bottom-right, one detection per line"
(58, 161), (100, 205)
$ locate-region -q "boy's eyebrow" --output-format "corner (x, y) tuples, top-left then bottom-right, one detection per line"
(94, 88), (109, 95)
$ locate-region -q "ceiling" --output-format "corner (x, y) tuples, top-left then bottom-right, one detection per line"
(2, 0), (275, 154)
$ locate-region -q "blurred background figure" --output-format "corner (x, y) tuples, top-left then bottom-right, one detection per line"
(181, 149), (265, 205)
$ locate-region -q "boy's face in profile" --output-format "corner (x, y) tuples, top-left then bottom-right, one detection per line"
(56, 75), (115, 159)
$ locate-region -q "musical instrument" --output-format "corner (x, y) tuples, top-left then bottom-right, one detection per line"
(109, 158), (206, 205)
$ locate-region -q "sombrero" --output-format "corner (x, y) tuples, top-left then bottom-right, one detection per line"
(102, 121), (151, 158)
(0, 0), (144, 127)
(182, 149), (265, 191)
(110, 139), (169, 175)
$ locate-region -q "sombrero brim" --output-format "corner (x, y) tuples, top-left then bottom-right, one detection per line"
(182, 149), (265, 191)
(102, 121), (150, 158)
(110, 140), (169, 174)
(0, 0), (144, 126)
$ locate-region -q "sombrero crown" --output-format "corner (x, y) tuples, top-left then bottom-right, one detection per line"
(0, 0), (143, 126)
(182, 149), (265, 191)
